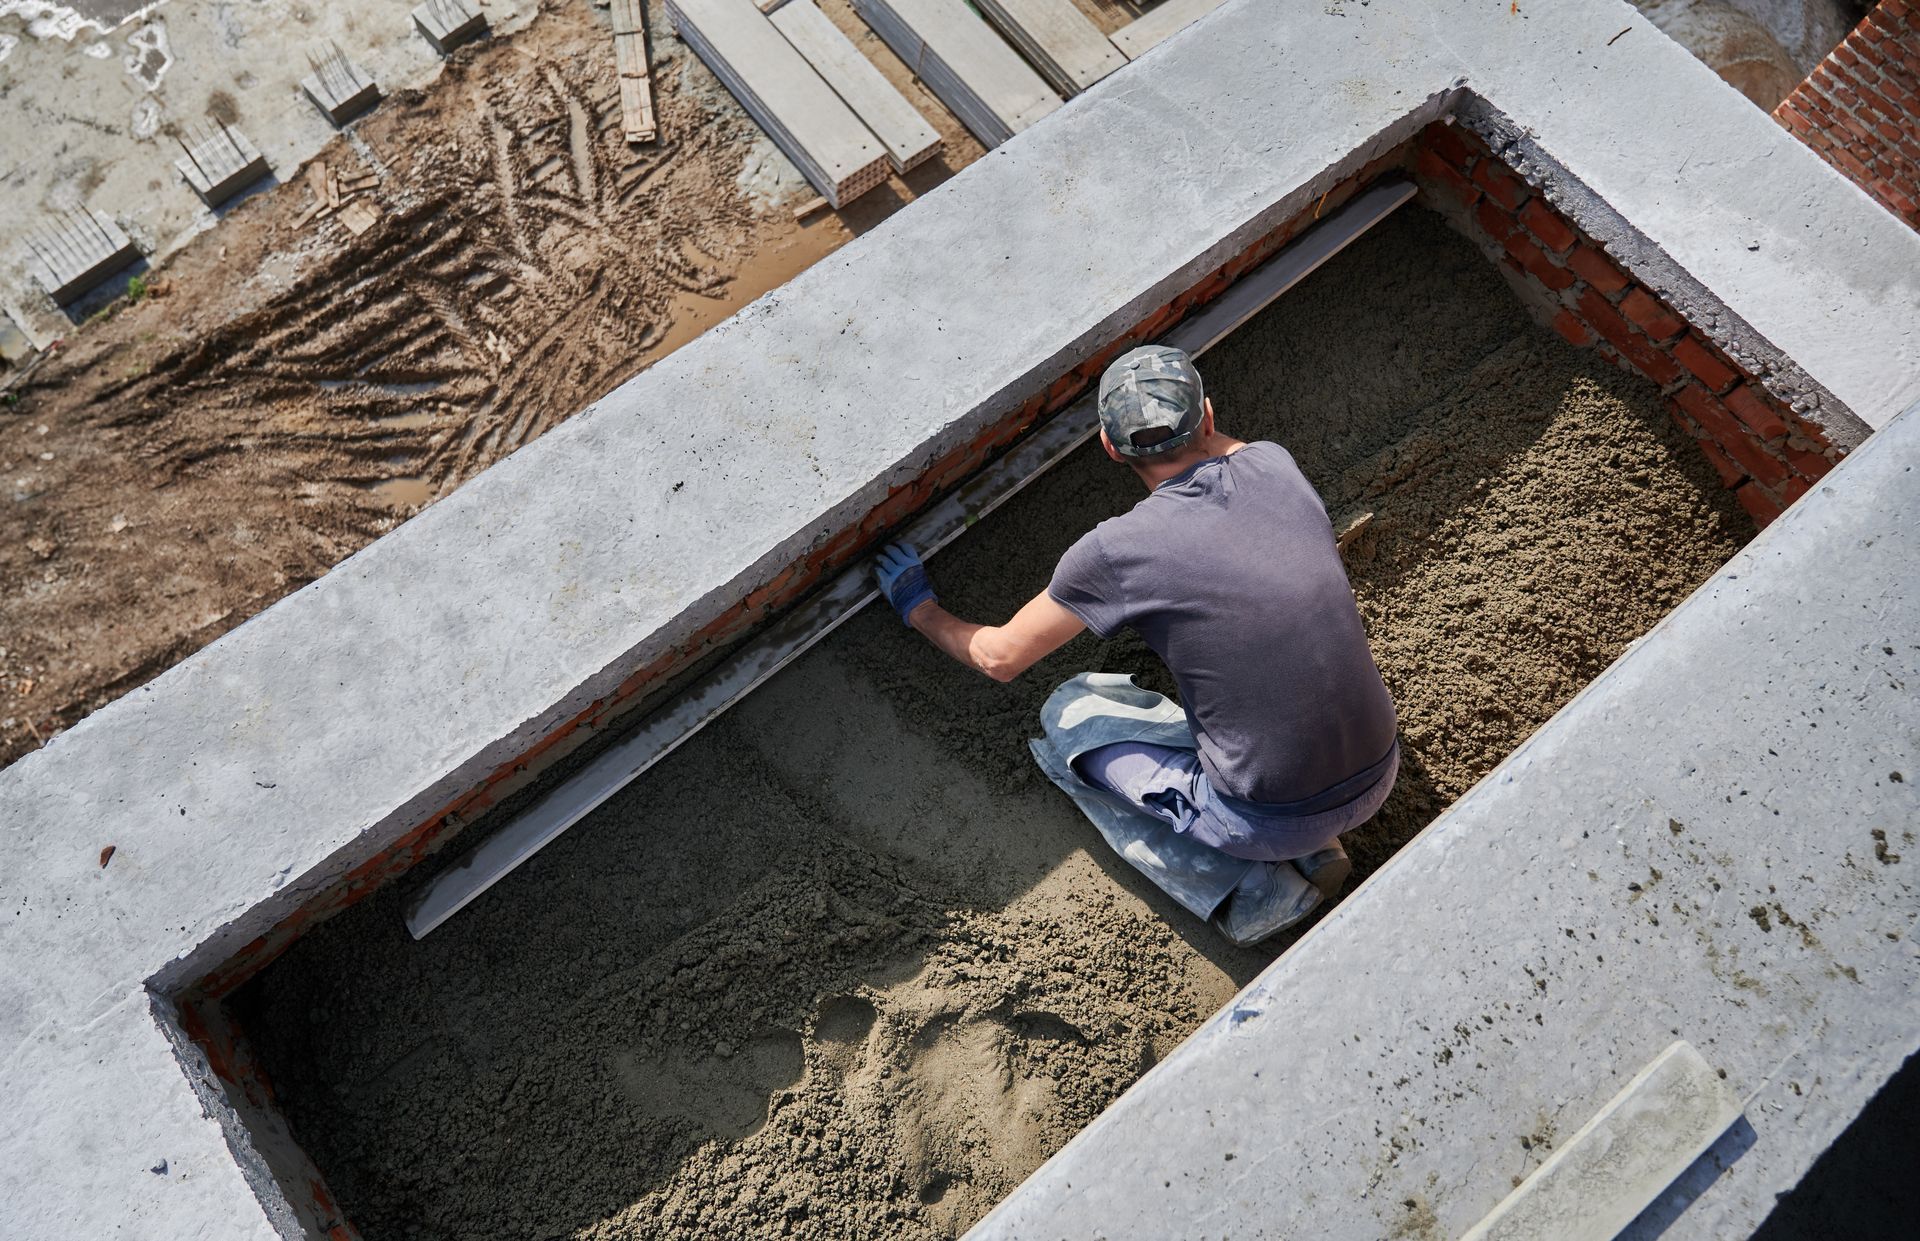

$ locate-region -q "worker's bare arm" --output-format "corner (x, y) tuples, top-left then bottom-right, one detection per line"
(908, 590), (1084, 683)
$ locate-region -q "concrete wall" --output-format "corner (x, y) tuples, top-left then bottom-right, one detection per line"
(4, 0), (1920, 1236)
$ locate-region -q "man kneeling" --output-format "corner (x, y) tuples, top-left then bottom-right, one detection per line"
(872, 345), (1399, 946)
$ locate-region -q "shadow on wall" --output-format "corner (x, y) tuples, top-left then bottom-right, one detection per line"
(1750, 1049), (1920, 1240)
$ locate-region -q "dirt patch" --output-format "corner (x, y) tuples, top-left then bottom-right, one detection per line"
(231, 206), (1751, 1240)
(0, 0), (983, 769)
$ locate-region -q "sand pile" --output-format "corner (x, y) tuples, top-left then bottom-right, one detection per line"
(233, 206), (1751, 1239)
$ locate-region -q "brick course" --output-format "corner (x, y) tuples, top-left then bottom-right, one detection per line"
(1774, 0), (1920, 232)
(1409, 119), (1844, 531)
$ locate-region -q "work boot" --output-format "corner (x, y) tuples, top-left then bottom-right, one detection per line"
(1293, 842), (1352, 899)
(1210, 861), (1322, 947)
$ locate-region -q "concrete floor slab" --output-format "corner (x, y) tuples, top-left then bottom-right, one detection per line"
(2, 0), (1918, 1236)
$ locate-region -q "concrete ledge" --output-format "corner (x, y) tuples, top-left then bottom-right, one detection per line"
(4, 0), (1919, 1235)
(971, 400), (1920, 1238)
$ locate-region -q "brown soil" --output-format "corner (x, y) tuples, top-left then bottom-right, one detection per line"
(0, 0), (982, 767)
(231, 206), (1752, 1240)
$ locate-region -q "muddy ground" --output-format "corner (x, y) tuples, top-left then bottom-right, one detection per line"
(0, 0), (989, 768)
(232, 206), (1753, 1240)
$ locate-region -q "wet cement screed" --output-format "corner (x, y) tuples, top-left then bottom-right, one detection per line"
(231, 205), (1754, 1240)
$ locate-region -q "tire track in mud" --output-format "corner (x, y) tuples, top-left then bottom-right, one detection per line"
(0, 7), (786, 769)
(102, 30), (756, 514)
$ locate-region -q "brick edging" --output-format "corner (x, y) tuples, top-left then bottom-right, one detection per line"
(1413, 120), (1844, 527)
(1774, 0), (1920, 231)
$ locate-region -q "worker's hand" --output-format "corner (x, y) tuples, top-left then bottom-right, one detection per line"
(874, 542), (938, 625)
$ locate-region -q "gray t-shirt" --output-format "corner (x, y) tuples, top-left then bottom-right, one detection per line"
(1048, 441), (1398, 806)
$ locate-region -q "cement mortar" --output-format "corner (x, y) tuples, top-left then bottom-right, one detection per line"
(231, 206), (1753, 1239)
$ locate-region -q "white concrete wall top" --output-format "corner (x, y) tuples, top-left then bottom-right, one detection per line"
(973, 400), (1920, 1240)
(3, 0), (1918, 1236)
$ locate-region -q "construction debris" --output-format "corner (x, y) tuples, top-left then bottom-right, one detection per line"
(611, 0), (660, 143)
(292, 160), (382, 232)
(337, 199), (382, 236)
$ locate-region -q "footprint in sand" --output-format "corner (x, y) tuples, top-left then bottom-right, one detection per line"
(803, 983), (1089, 1227)
(613, 1029), (804, 1142)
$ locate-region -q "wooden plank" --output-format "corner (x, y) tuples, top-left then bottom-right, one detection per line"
(668, 0), (891, 206)
(610, 0), (646, 34)
(613, 28), (646, 78)
(852, 0), (1060, 148)
(1108, 0), (1226, 60)
(770, 0), (942, 173)
(619, 75), (658, 144)
(610, 0), (658, 143)
(972, 0), (1124, 96)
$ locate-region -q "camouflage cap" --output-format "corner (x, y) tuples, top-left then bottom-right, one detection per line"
(1097, 345), (1205, 458)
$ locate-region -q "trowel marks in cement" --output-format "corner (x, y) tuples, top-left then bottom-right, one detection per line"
(233, 206), (1751, 1239)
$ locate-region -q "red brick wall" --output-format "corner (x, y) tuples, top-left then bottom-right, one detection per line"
(1774, 0), (1920, 230)
(1412, 121), (1843, 528)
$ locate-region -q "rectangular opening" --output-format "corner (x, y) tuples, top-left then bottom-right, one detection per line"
(209, 175), (1761, 1237)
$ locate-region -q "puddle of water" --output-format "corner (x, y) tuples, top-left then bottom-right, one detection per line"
(366, 476), (435, 510)
(648, 215), (849, 361)
(315, 378), (445, 398)
(377, 409), (440, 430)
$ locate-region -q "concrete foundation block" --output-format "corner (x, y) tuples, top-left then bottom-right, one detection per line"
(301, 50), (381, 126)
(24, 208), (141, 306)
(413, 0), (489, 56)
(173, 123), (271, 209)
(1462, 1042), (1743, 1241)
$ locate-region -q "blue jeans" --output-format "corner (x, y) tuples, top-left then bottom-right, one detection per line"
(1074, 740), (1396, 863)
(1031, 673), (1396, 919)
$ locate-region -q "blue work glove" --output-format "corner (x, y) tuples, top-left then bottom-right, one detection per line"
(874, 542), (938, 625)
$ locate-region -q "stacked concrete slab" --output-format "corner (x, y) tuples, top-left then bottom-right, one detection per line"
(973, 0), (1126, 96)
(5, 1), (1920, 1237)
(173, 123), (271, 209)
(23, 208), (141, 306)
(1110, 0), (1226, 60)
(669, 0), (892, 206)
(412, 0), (490, 55)
(301, 46), (381, 126)
(852, 0), (1061, 148)
(771, 0), (942, 173)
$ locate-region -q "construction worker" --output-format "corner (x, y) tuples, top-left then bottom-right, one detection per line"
(873, 345), (1399, 947)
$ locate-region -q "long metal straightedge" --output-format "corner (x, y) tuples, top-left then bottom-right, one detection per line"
(406, 178), (1415, 938)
